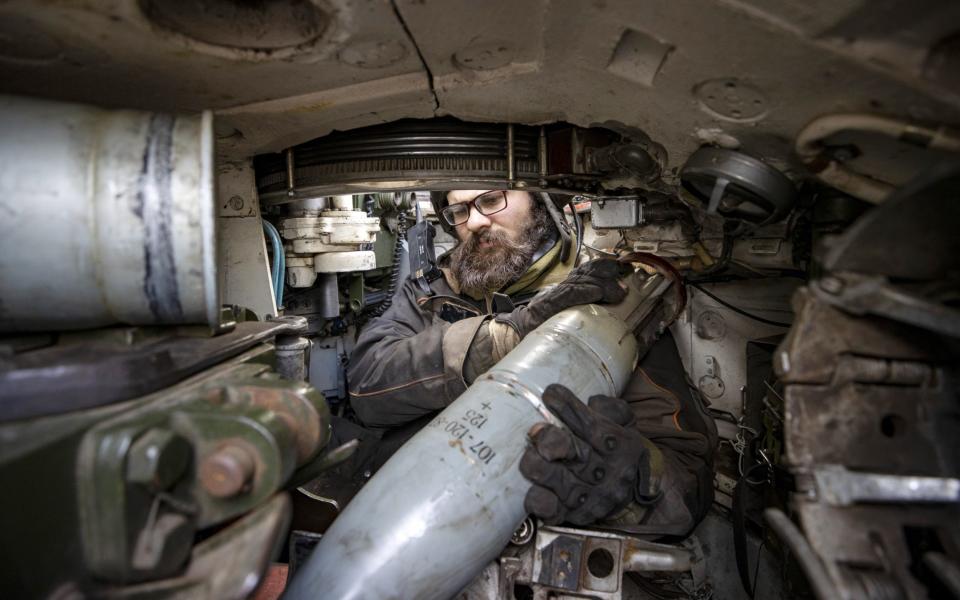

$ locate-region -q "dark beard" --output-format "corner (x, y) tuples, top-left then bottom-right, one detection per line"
(449, 204), (554, 296)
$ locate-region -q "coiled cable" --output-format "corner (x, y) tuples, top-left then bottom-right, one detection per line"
(371, 214), (408, 316)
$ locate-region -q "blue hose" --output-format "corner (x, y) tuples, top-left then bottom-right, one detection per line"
(262, 220), (284, 307)
(276, 238), (285, 307)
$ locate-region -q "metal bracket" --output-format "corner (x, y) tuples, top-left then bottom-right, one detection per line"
(813, 465), (960, 506)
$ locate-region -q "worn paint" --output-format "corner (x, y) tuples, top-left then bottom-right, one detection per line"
(137, 113), (184, 322)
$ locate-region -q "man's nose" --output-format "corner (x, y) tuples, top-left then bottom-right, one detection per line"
(464, 206), (492, 233)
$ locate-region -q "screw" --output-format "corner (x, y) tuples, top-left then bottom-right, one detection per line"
(228, 195), (244, 211)
(199, 443), (256, 498)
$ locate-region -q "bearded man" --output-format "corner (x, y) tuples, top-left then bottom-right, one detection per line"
(344, 190), (717, 534)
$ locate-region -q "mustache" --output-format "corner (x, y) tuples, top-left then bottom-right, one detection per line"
(461, 228), (521, 251)
(450, 226), (539, 296)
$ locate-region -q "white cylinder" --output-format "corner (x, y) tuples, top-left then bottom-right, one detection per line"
(0, 94), (218, 331)
(331, 194), (355, 210)
(314, 251), (377, 273)
(285, 304), (639, 600)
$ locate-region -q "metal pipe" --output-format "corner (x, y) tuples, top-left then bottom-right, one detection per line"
(286, 148), (296, 197)
(623, 539), (693, 572)
(0, 94), (218, 331)
(538, 126), (548, 178)
(764, 509), (836, 600)
(795, 113), (960, 204)
(317, 273), (340, 319)
(507, 124), (516, 183)
(286, 273), (673, 600)
(275, 336), (311, 381)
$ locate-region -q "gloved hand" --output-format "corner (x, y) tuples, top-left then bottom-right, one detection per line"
(496, 259), (626, 338)
(520, 384), (650, 525)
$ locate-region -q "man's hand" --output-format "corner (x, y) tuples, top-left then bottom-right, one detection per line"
(496, 259), (627, 338)
(519, 384), (650, 525)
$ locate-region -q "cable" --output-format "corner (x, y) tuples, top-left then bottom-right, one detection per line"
(696, 234), (733, 275)
(764, 509), (836, 600)
(261, 219), (285, 307)
(708, 408), (739, 424)
(277, 239), (285, 308)
(371, 214), (408, 317)
(567, 198), (584, 264)
(730, 259), (774, 277)
(750, 539), (766, 597)
(583, 242), (620, 256)
(573, 195), (619, 257)
(688, 283), (792, 328)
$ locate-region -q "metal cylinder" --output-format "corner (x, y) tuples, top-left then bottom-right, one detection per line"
(285, 304), (640, 600)
(317, 273), (340, 319)
(289, 196), (327, 216)
(330, 194), (354, 210)
(275, 336), (311, 382)
(0, 94), (217, 331)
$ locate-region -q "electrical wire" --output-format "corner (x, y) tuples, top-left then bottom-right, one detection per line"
(567, 198), (584, 264)
(371, 213), (408, 317)
(708, 409), (739, 425)
(583, 242), (620, 256)
(750, 540), (767, 597)
(688, 283), (792, 328)
(695, 233), (733, 275)
(569, 195), (625, 258)
(730, 259), (775, 277)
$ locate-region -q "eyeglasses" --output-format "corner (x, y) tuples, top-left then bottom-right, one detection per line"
(440, 191), (508, 227)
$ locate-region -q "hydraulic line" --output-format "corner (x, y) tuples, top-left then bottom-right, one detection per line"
(795, 113), (960, 204)
(261, 220), (284, 307)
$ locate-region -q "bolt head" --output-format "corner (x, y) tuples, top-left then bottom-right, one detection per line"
(199, 444), (256, 498)
(126, 429), (191, 491)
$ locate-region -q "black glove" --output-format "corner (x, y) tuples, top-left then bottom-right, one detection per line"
(519, 384), (650, 525)
(496, 259), (627, 338)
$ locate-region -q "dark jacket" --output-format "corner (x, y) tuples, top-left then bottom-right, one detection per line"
(347, 245), (717, 536)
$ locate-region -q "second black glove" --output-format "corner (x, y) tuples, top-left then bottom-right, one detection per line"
(519, 383), (650, 526)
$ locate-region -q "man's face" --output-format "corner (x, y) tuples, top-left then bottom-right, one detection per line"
(446, 190), (535, 249)
(445, 189), (547, 295)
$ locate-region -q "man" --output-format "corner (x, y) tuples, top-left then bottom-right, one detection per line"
(345, 189), (717, 535)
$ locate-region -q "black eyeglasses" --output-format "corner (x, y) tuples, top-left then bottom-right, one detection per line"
(440, 191), (508, 226)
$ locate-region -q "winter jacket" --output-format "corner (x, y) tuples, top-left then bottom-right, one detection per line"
(346, 240), (717, 536)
